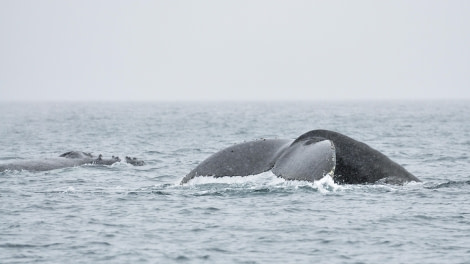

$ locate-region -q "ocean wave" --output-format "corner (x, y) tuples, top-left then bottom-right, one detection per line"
(424, 180), (470, 189)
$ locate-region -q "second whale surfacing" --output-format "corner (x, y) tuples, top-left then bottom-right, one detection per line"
(0, 151), (144, 172)
(181, 130), (420, 185)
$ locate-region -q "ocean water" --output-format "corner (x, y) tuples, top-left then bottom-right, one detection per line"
(0, 101), (469, 263)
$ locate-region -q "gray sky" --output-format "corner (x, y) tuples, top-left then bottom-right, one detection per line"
(1, 0), (469, 101)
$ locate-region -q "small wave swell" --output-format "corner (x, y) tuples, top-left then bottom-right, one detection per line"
(424, 180), (470, 189)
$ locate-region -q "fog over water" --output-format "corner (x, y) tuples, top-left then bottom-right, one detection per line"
(1, 1), (469, 101)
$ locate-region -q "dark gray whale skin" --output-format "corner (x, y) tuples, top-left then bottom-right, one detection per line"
(296, 130), (420, 184)
(0, 151), (142, 172)
(181, 130), (419, 185)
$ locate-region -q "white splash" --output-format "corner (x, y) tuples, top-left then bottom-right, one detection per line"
(182, 171), (344, 193)
(312, 173), (343, 194)
(62, 186), (76, 193)
(183, 171), (281, 186)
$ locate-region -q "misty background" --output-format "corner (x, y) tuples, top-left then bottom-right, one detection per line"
(1, 0), (469, 101)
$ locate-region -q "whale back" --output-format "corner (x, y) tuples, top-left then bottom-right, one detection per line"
(0, 157), (93, 171)
(0, 152), (123, 172)
(59, 151), (93, 159)
(297, 130), (419, 184)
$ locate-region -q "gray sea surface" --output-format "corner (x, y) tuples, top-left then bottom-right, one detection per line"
(0, 101), (469, 263)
